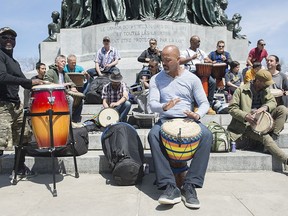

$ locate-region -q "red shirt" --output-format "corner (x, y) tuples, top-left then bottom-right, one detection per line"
(248, 47), (268, 63)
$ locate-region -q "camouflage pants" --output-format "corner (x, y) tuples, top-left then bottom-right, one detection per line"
(0, 101), (31, 150)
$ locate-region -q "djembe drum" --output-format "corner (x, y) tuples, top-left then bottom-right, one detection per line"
(67, 73), (85, 90)
(212, 63), (227, 89)
(160, 118), (202, 188)
(270, 88), (283, 106)
(195, 63), (213, 96)
(68, 91), (85, 111)
(30, 84), (70, 148)
(251, 111), (274, 135)
(94, 108), (119, 127)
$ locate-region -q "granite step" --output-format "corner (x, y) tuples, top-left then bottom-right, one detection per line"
(0, 149), (285, 175)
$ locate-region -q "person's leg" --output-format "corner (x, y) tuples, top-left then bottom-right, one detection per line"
(208, 76), (216, 106)
(184, 123), (212, 188)
(246, 129), (288, 163)
(87, 68), (97, 78)
(271, 105), (288, 136)
(72, 100), (83, 123)
(116, 101), (131, 122)
(148, 121), (176, 188)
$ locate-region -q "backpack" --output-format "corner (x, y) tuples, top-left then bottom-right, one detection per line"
(206, 121), (230, 152)
(101, 122), (144, 185)
(85, 76), (110, 104)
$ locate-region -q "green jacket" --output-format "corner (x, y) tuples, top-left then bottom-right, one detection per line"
(44, 64), (76, 88)
(227, 82), (277, 141)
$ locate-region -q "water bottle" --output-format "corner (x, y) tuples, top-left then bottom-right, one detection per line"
(143, 163), (149, 175)
(231, 141), (236, 153)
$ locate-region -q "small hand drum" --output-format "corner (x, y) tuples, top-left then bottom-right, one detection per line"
(212, 63), (226, 89)
(270, 88), (283, 106)
(251, 111), (274, 135)
(68, 91), (85, 110)
(67, 73), (85, 87)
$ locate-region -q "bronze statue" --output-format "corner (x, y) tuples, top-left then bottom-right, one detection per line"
(158, 0), (187, 22)
(139, 0), (160, 20)
(226, 13), (246, 39)
(43, 11), (61, 42)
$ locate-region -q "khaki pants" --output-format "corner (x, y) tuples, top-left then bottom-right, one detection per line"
(232, 105), (288, 163)
(0, 101), (31, 150)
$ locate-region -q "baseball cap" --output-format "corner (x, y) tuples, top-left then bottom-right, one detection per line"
(0, 27), (17, 37)
(255, 69), (274, 87)
(103, 36), (110, 41)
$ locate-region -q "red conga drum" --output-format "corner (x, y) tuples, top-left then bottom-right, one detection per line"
(30, 84), (70, 148)
(212, 63), (227, 89)
(195, 63), (213, 96)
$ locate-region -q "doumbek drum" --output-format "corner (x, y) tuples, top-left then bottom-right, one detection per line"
(195, 63), (213, 96)
(251, 111), (274, 135)
(212, 63), (226, 89)
(30, 84), (70, 148)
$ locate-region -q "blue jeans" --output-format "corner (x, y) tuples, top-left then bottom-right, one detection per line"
(115, 101), (131, 122)
(148, 119), (212, 188)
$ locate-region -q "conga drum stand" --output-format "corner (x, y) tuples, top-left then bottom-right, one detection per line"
(11, 109), (79, 197)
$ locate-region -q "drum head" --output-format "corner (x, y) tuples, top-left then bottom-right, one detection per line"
(98, 108), (119, 127)
(270, 89), (283, 97)
(252, 112), (274, 134)
(162, 118), (201, 138)
(32, 84), (65, 91)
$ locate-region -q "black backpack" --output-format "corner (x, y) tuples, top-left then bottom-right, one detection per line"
(85, 76), (110, 104)
(101, 122), (144, 185)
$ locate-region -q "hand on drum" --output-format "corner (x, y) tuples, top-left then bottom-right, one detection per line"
(184, 110), (200, 121)
(245, 106), (268, 125)
(32, 79), (45, 86)
(70, 87), (78, 92)
(162, 98), (181, 111)
(110, 102), (119, 108)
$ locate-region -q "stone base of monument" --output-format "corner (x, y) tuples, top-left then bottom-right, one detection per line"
(40, 20), (249, 70)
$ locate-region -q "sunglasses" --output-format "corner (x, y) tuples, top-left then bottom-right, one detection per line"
(259, 43), (266, 46)
(103, 39), (110, 42)
(218, 46), (224, 48)
(1, 35), (16, 41)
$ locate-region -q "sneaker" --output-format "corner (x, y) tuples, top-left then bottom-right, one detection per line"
(9, 165), (37, 180)
(181, 183), (200, 209)
(158, 184), (181, 205)
(207, 107), (216, 115)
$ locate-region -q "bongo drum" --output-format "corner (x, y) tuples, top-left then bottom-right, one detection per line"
(94, 108), (119, 127)
(251, 111), (274, 135)
(160, 118), (202, 161)
(195, 63), (213, 96)
(66, 73), (85, 87)
(30, 84), (70, 148)
(68, 91), (85, 110)
(270, 88), (283, 106)
(129, 83), (143, 96)
(212, 63), (226, 89)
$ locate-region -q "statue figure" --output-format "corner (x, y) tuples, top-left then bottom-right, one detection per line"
(158, 0), (187, 22)
(80, 0), (93, 27)
(43, 11), (61, 42)
(101, 0), (126, 22)
(139, 0), (160, 20)
(215, 0), (229, 26)
(125, 0), (140, 20)
(226, 13), (246, 39)
(187, 0), (218, 26)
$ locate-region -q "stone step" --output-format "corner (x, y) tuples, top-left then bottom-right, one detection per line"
(0, 150), (284, 174)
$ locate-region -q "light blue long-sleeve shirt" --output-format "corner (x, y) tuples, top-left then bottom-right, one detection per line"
(149, 69), (209, 119)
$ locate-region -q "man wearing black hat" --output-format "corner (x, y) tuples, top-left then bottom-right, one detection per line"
(102, 68), (131, 122)
(227, 69), (288, 165)
(0, 27), (44, 177)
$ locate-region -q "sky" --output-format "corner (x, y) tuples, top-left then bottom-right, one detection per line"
(1, 0), (288, 70)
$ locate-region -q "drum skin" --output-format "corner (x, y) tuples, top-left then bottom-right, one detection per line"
(95, 108), (119, 127)
(30, 85), (70, 148)
(251, 111), (274, 135)
(160, 118), (202, 162)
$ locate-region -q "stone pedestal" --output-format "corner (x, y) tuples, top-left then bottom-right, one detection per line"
(40, 20), (249, 66)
